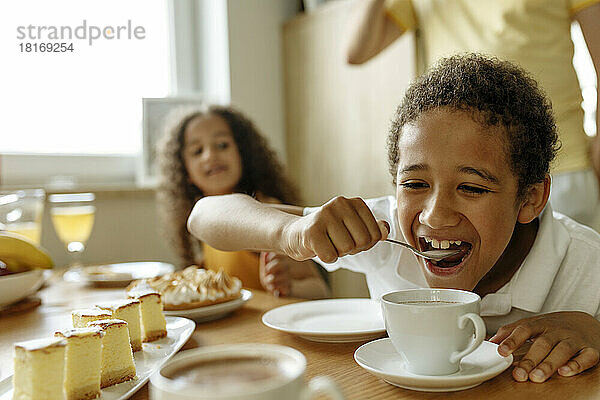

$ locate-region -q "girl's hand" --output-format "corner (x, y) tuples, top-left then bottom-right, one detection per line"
(281, 196), (389, 262)
(489, 312), (600, 383)
(259, 252), (330, 299)
(259, 252), (292, 297)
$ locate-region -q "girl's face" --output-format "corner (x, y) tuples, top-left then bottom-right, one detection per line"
(396, 108), (523, 290)
(183, 114), (243, 196)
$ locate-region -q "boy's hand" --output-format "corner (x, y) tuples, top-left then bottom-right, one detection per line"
(490, 311), (600, 383)
(282, 196), (389, 262)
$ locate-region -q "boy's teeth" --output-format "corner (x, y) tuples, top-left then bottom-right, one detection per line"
(424, 238), (462, 248)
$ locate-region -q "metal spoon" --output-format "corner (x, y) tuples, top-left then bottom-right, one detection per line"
(384, 238), (460, 261)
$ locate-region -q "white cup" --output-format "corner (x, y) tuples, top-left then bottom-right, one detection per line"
(150, 343), (344, 400)
(381, 289), (486, 376)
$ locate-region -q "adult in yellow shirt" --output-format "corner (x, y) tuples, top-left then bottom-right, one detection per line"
(347, 0), (600, 227)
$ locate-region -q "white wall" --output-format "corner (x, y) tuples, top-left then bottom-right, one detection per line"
(227, 0), (299, 164)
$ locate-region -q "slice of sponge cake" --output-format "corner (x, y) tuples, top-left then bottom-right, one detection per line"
(55, 327), (104, 400)
(87, 319), (136, 388)
(96, 299), (142, 351)
(13, 337), (66, 400)
(72, 308), (112, 329)
(127, 286), (167, 342)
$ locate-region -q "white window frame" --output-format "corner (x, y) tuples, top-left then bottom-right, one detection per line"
(0, 153), (138, 189)
(572, 21), (597, 137)
(0, 0), (208, 190)
(169, 0), (230, 101)
(0, 0), (260, 190)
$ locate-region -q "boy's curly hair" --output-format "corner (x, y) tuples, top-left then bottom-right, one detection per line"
(387, 53), (560, 200)
(157, 105), (300, 266)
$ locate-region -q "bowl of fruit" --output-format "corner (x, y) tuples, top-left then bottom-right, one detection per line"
(0, 231), (53, 307)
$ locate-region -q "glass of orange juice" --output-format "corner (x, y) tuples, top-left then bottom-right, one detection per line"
(48, 192), (95, 266)
(0, 189), (46, 245)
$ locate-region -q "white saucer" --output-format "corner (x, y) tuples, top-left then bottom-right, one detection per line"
(164, 289), (252, 323)
(262, 298), (386, 343)
(354, 339), (513, 392)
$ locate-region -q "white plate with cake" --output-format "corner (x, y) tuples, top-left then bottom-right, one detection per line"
(164, 289), (253, 322)
(63, 262), (175, 287)
(0, 316), (195, 400)
(128, 265), (252, 323)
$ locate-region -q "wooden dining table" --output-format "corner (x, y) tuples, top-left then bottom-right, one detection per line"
(1, 274), (599, 400)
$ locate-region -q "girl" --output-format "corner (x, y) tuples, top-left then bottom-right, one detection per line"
(157, 104), (329, 299)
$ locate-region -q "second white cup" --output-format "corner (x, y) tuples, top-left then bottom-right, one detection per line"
(381, 288), (486, 376)
(150, 343), (344, 400)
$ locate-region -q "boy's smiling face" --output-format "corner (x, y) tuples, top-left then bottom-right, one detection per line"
(396, 108), (524, 290)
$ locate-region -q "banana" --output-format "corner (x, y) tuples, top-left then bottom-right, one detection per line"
(0, 231), (54, 272)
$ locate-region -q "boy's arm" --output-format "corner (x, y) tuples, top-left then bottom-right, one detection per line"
(187, 193), (297, 254)
(263, 203), (305, 216)
(346, 0), (404, 65)
(187, 193), (389, 263)
(489, 312), (600, 383)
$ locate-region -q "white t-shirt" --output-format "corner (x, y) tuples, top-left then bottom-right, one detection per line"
(305, 196), (600, 333)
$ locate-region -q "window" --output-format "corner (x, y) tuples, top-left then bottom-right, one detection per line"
(0, 0), (172, 186)
(572, 22), (598, 137)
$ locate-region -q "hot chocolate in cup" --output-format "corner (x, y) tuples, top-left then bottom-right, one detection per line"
(150, 343), (344, 400)
(380, 289), (486, 376)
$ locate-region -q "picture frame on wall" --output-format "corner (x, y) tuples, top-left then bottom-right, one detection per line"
(139, 97), (205, 186)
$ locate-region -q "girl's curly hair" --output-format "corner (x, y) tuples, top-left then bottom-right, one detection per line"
(157, 105), (300, 266)
(387, 53), (560, 200)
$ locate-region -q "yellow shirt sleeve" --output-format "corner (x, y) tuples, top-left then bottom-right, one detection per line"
(569, 0), (600, 14)
(385, 0), (417, 31)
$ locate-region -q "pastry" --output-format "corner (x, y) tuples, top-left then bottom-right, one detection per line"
(127, 266), (241, 310)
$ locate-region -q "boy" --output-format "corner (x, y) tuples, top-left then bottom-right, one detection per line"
(187, 54), (600, 383)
